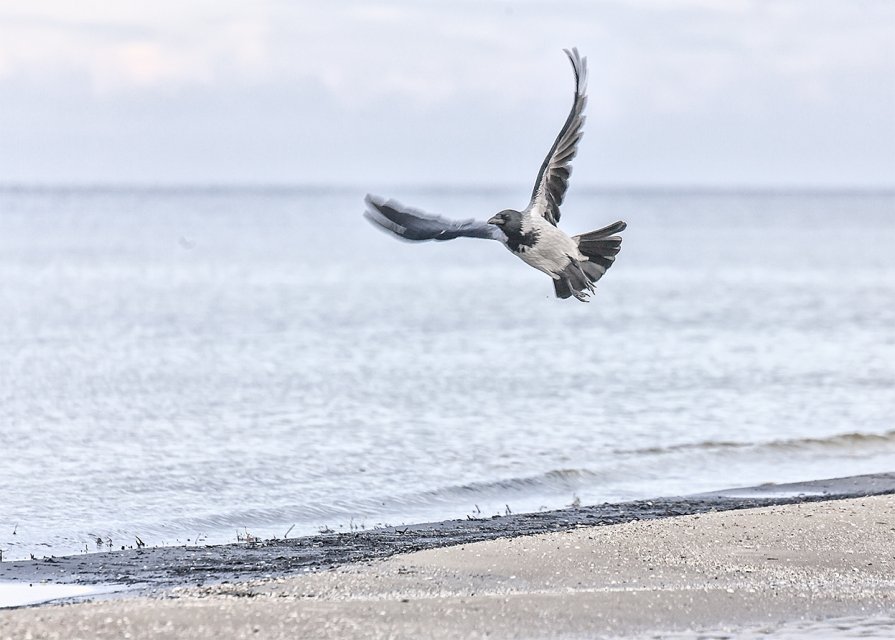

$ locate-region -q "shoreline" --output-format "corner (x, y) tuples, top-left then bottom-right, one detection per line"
(1, 472), (893, 604)
(0, 477), (892, 638)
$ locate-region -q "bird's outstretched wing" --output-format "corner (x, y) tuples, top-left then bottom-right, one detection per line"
(364, 195), (505, 242)
(527, 48), (588, 227)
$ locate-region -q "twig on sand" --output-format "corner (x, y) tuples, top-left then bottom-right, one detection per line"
(237, 528), (259, 545)
(284, 524), (295, 539)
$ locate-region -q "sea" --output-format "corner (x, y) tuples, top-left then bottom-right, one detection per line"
(1, 186), (893, 560)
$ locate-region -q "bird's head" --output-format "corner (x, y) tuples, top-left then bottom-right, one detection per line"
(487, 209), (523, 234)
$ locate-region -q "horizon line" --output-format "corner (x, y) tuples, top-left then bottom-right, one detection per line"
(1, 182), (893, 196)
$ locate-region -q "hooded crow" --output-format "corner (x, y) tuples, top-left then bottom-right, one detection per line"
(364, 48), (626, 302)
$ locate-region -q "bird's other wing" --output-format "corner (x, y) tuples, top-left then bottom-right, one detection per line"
(527, 48), (588, 227)
(364, 195), (505, 242)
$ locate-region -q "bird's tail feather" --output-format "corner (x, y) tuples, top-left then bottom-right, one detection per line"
(579, 220), (627, 239)
(556, 220), (626, 302)
(574, 220), (626, 271)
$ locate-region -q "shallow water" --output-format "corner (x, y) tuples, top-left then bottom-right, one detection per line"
(1, 187), (893, 559)
(0, 582), (126, 609)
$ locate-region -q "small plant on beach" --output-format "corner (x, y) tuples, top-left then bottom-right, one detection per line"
(237, 528), (259, 545)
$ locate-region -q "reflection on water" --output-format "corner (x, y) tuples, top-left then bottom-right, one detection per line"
(1, 187), (893, 559)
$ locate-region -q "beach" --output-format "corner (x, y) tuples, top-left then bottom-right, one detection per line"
(2, 485), (894, 639)
(1, 189), (893, 638)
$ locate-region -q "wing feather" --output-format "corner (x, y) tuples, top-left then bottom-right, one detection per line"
(528, 48), (588, 226)
(364, 195), (505, 242)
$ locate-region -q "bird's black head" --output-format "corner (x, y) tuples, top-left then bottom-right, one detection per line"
(487, 209), (523, 234)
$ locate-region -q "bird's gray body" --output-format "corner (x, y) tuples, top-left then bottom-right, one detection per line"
(511, 214), (581, 277)
(364, 48), (626, 302)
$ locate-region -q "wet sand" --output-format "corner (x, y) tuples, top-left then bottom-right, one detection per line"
(2, 475), (894, 638)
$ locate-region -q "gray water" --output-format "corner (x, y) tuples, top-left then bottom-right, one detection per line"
(1, 187), (893, 560)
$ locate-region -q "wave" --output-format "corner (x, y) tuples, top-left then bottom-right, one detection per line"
(114, 468), (603, 537)
(618, 429), (895, 458)
(408, 468), (601, 498)
(394, 431), (895, 507)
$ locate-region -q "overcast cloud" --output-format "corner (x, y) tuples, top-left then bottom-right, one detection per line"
(1, 1), (892, 187)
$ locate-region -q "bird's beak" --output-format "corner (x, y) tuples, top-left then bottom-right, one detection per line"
(487, 215), (502, 225)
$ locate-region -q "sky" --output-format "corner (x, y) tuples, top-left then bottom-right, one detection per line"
(1, 0), (893, 188)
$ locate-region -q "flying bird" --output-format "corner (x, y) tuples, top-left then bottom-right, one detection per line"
(364, 48), (626, 302)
